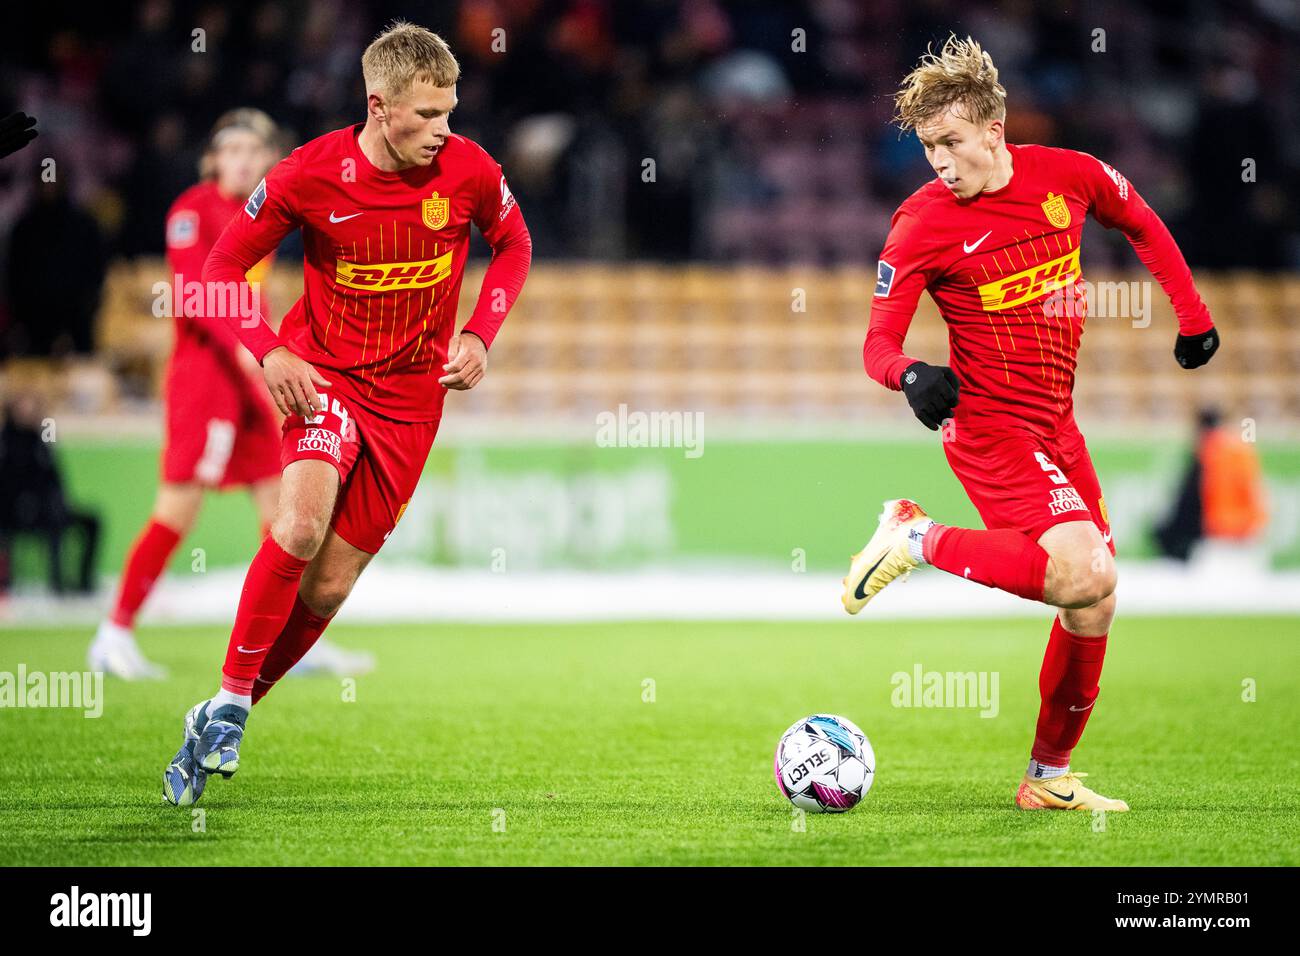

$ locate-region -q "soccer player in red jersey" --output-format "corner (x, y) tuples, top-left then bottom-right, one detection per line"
(88, 109), (284, 680)
(162, 22), (531, 806)
(842, 37), (1220, 812)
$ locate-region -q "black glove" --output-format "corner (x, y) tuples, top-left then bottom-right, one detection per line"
(0, 112), (37, 159)
(1174, 326), (1219, 369)
(900, 361), (960, 430)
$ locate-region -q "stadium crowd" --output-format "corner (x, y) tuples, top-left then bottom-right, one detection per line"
(0, 0), (1297, 358)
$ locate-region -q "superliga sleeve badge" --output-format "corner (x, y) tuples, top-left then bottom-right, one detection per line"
(245, 177), (267, 219)
(874, 260), (896, 298)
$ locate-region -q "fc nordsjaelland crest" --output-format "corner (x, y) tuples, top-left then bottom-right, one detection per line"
(1041, 192), (1070, 229)
(422, 192), (450, 230)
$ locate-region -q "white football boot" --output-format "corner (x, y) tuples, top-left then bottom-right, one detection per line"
(291, 639), (376, 677)
(841, 499), (935, 614)
(87, 620), (168, 680)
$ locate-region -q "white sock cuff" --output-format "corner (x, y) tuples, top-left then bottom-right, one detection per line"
(212, 688), (252, 713)
(1027, 758), (1069, 780)
(907, 520), (935, 564)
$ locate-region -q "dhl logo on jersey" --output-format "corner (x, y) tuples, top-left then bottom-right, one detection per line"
(977, 248), (1081, 312)
(334, 250), (453, 292)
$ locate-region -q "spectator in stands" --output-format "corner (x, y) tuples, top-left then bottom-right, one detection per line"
(0, 393), (101, 594)
(3, 1), (1295, 267)
(4, 162), (107, 356)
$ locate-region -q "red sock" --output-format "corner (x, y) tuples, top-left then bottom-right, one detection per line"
(220, 538), (309, 695)
(1031, 616), (1108, 766)
(110, 519), (182, 627)
(923, 524), (1048, 602)
(252, 595), (334, 705)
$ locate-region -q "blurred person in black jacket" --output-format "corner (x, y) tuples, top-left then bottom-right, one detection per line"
(0, 394), (100, 594)
(4, 163), (107, 357)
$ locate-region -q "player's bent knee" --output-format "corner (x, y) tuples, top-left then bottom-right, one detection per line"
(1053, 558), (1116, 609)
(1045, 535), (1116, 608)
(1081, 564), (1117, 606)
(1063, 589), (1117, 636)
(1067, 573), (1114, 609)
(300, 576), (352, 618)
(272, 512), (330, 560)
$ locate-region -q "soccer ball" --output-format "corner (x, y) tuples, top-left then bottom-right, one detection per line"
(774, 714), (875, 812)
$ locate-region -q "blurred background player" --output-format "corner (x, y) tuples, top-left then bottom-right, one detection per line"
(161, 22), (530, 805)
(88, 108), (372, 679)
(843, 36), (1220, 812)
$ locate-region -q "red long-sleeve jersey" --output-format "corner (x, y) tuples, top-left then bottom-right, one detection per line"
(165, 180), (274, 358)
(203, 125), (532, 423)
(863, 143), (1213, 434)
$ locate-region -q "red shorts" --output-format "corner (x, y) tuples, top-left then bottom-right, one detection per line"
(943, 416), (1116, 555)
(280, 388), (439, 554)
(161, 340), (282, 488)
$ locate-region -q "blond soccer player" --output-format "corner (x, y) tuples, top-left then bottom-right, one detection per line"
(847, 37), (1219, 811)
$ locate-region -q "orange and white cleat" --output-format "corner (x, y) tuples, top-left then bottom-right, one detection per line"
(841, 499), (934, 614)
(1015, 771), (1130, 812)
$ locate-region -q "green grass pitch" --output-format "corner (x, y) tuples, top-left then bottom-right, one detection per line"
(2, 615), (1297, 865)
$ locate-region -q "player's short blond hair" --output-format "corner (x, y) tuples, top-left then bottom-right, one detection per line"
(893, 35), (1007, 132)
(199, 107), (278, 179)
(362, 20), (460, 100)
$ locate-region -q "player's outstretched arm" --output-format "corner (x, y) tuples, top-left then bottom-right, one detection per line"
(864, 207), (957, 428)
(166, 200), (246, 357)
(201, 152), (333, 416)
(1079, 152), (1219, 369)
(201, 207), (290, 366)
(454, 157), (533, 366)
(441, 210), (530, 391)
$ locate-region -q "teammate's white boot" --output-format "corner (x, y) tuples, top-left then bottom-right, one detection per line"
(88, 620), (168, 680)
(292, 639), (376, 677)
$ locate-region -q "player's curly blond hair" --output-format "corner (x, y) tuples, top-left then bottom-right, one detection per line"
(362, 20), (460, 100)
(893, 35), (1007, 132)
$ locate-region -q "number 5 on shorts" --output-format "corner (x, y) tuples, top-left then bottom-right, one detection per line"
(1034, 451), (1068, 485)
(307, 393), (350, 435)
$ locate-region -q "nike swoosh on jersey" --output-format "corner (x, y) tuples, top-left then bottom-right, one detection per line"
(329, 211), (362, 223)
(1068, 702), (1095, 712)
(963, 230), (992, 253)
